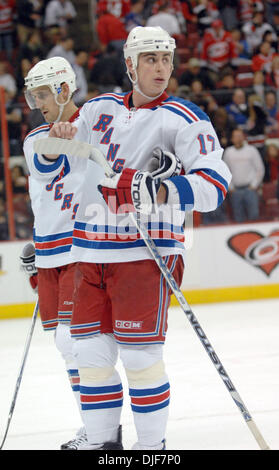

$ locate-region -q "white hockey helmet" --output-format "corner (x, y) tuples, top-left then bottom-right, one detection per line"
(24, 56), (77, 110)
(123, 26), (176, 70)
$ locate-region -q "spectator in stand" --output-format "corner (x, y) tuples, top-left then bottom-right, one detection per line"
(85, 82), (101, 101)
(0, 60), (17, 99)
(217, 0), (239, 31)
(15, 57), (32, 94)
(245, 93), (268, 178)
(146, 1), (181, 37)
(251, 41), (278, 74)
(188, 78), (212, 112)
(209, 105), (236, 148)
(44, 0), (77, 36)
(17, 0), (43, 43)
(90, 42), (127, 92)
(266, 143), (279, 182)
(44, 25), (63, 51)
(72, 48), (89, 106)
(96, 6), (128, 54)
(271, 11), (279, 36)
(150, 0), (189, 34)
(225, 88), (248, 130)
(178, 57), (215, 91)
(223, 127), (265, 223)
(236, 0), (254, 25)
(0, 88), (22, 157)
(96, 0), (131, 20)
(200, 18), (237, 83)
(46, 35), (76, 65)
(11, 164), (28, 194)
(0, 0), (17, 62)
(13, 190), (33, 239)
(215, 71), (236, 106)
(165, 74), (179, 95)
(252, 70), (265, 102)
(265, 55), (279, 89)
(17, 30), (45, 65)
(230, 28), (252, 61)
(125, 0), (145, 32)
(242, 10), (276, 55)
(264, 90), (279, 137)
(192, 0), (218, 36)
(266, 0), (279, 26)
(245, 94), (267, 146)
(262, 30), (277, 53)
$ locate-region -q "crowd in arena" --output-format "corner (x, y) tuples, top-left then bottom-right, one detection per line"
(1, 0), (279, 240)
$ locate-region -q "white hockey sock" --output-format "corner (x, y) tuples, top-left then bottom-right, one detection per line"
(129, 376), (170, 447)
(67, 367), (81, 410)
(79, 369), (123, 445)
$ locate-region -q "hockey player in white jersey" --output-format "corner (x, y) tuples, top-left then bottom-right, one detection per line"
(21, 56), (89, 449)
(43, 26), (232, 450)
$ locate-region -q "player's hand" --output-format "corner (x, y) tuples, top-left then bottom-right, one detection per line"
(148, 148), (182, 180)
(20, 243), (38, 293)
(98, 168), (161, 214)
(49, 122), (77, 139)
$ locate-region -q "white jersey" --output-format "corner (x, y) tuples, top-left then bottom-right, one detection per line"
(23, 109), (86, 268)
(65, 91), (231, 264)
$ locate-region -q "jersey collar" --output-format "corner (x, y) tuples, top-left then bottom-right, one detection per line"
(48, 107), (80, 128)
(123, 91), (169, 110)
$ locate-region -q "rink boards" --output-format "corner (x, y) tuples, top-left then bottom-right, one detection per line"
(0, 220), (278, 319)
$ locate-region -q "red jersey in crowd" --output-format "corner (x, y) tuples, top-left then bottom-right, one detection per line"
(97, 0), (130, 18)
(97, 12), (128, 46)
(201, 24), (237, 70)
(0, 0), (16, 33)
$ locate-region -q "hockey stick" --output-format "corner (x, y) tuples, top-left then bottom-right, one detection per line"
(0, 300), (39, 450)
(34, 137), (270, 450)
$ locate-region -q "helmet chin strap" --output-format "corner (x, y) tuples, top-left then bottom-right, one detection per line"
(53, 103), (65, 123)
(128, 68), (164, 102)
(134, 82), (163, 101)
(42, 91), (71, 123)
(53, 92), (71, 122)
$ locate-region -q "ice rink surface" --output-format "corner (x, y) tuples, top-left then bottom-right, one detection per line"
(0, 298), (279, 453)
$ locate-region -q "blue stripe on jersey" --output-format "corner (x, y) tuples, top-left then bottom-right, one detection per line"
(74, 221), (184, 235)
(72, 237), (184, 251)
(166, 96), (210, 121)
(34, 230), (73, 241)
(24, 125), (51, 142)
(88, 95), (125, 106)
(190, 167), (228, 206)
(169, 175), (194, 210)
(34, 153), (65, 173)
(160, 97), (210, 124)
(161, 105), (194, 123)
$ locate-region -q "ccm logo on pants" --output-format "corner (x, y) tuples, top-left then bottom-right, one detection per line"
(115, 320), (143, 329)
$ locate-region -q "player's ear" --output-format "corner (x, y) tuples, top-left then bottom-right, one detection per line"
(60, 82), (70, 102)
(126, 57), (135, 77)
